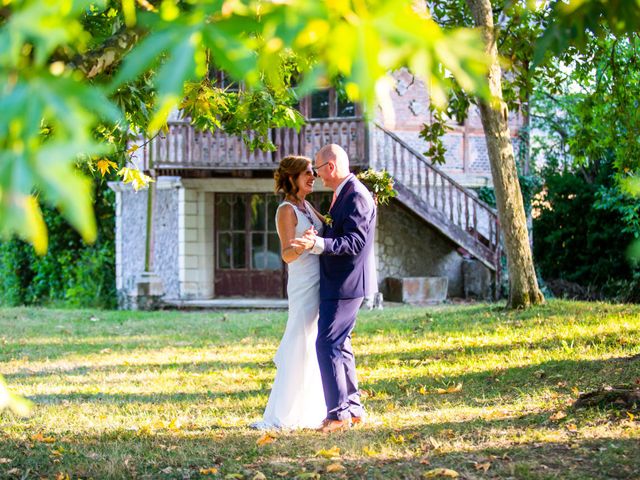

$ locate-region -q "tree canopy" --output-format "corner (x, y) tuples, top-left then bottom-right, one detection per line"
(0, 0), (492, 252)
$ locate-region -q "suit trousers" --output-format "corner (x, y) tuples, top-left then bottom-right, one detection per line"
(316, 297), (365, 421)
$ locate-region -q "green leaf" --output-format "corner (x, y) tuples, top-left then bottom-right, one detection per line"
(148, 31), (198, 132)
(0, 375), (33, 417)
(35, 141), (104, 244)
(109, 28), (176, 90)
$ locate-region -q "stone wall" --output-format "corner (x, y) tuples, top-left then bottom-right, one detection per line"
(375, 201), (464, 297)
(112, 178), (181, 307)
(117, 188), (146, 302)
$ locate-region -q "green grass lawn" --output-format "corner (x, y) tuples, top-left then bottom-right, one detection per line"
(1, 300), (639, 479)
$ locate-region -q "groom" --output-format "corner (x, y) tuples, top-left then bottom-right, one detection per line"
(293, 144), (376, 433)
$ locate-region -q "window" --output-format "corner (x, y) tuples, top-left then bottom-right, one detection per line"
(216, 193), (281, 271)
(307, 89), (357, 119)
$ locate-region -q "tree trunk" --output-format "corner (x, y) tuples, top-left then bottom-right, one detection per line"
(466, 0), (544, 308)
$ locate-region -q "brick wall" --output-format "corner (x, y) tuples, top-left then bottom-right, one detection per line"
(377, 69), (524, 188)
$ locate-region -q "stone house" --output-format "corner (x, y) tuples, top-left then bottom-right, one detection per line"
(110, 70), (515, 308)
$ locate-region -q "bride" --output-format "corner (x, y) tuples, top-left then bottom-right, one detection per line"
(252, 155), (327, 429)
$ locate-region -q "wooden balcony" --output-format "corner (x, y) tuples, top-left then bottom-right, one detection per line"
(138, 117), (367, 172)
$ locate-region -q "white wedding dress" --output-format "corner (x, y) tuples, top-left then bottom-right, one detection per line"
(253, 201), (327, 429)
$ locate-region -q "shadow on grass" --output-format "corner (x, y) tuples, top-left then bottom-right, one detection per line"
(6, 322), (637, 380)
(361, 356), (640, 407)
(26, 386), (267, 406)
(3, 301), (638, 365)
(5, 358), (275, 381)
(356, 328), (640, 365)
(7, 352), (639, 413)
(1, 418), (638, 479)
(0, 336), (279, 363)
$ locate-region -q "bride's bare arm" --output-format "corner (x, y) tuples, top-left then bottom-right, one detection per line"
(277, 204), (304, 264)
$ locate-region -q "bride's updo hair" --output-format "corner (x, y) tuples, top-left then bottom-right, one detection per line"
(274, 155), (312, 196)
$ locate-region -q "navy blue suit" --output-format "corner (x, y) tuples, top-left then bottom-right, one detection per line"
(316, 175), (376, 421)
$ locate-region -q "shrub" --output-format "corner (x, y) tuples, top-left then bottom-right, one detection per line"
(533, 158), (640, 300)
(0, 181), (116, 308)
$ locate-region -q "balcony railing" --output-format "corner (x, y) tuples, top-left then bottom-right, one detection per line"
(138, 117), (366, 171)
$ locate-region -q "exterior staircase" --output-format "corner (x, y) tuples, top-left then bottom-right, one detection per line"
(370, 123), (501, 274)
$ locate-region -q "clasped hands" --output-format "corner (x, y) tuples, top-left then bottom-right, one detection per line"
(291, 226), (318, 251)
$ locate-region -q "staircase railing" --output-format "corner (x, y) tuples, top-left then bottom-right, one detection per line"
(371, 123), (501, 271)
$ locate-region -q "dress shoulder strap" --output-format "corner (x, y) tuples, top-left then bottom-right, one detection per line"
(275, 201), (299, 222)
(277, 201), (299, 215)
(278, 200), (295, 209)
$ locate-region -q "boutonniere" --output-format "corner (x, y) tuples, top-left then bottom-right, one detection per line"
(324, 214), (333, 227)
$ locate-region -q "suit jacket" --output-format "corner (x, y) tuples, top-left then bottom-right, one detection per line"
(319, 176), (376, 300)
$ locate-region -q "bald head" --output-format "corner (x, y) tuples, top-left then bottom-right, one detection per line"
(314, 144), (351, 190)
(316, 144), (350, 176)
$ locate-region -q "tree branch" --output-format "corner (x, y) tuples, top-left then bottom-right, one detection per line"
(67, 27), (144, 79)
(530, 112), (569, 140)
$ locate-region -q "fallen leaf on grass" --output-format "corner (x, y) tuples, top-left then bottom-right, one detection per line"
(256, 433), (276, 446)
(390, 434), (405, 444)
(50, 448), (65, 457)
(550, 411), (567, 421)
(199, 467), (218, 475)
(326, 463), (345, 473)
(137, 425), (154, 436)
(225, 474), (244, 479)
(296, 473), (321, 479)
(566, 423), (578, 432)
(55, 473), (70, 480)
(0, 458), (12, 464)
(419, 386), (428, 395)
(31, 433), (56, 443)
(474, 461), (491, 472)
(436, 383), (462, 394)
(168, 418), (182, 431)
(152, 420), (167, 430)
(441, 429), (455, 439)
(362, 446), (379, 457)
(253, 472), (267, 480)
(571, 387), (580, 396)
(428, 436), (442, 449)
(423, 468), (459, 478)
(627, 412), (635, 421)
(316, 446), (340, 459)
(6, 468), (21, 475)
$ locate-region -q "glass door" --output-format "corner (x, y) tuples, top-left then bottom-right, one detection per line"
(214, 193), (285, 297)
